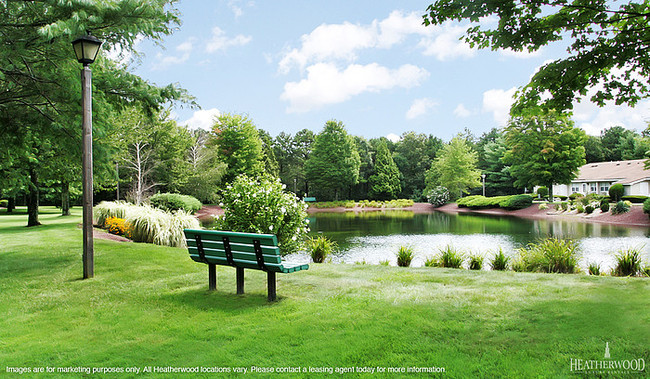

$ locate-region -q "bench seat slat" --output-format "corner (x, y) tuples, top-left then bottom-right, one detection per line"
(187, 239), (281, 257)
(189, 254), (308, 273)
(184, 229), (277, 247)
(188, 246), (281, 265)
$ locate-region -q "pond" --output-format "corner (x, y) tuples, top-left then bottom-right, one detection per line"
(288, 210), (650, 272)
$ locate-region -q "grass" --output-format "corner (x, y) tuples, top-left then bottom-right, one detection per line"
(395, 245), (414, 267)
(434, 244), (465, 268)
(1, 207), (649, 377)
(613, 246), (644, 277)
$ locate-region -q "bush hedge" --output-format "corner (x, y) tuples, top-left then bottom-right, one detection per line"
(456, 194), (533, 210)
(500, 194), (534, 210)
(609, 183), (624, 202)
(643, 198), (650, 217)
(621, 195), (649, 203)
(150, 193), (202, 214)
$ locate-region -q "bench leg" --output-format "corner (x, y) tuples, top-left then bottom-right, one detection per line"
(236, 267), (245, 294)
(208, 263), (216, 291)
(267, 271), (277, 302)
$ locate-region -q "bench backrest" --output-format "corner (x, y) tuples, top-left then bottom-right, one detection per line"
(184, 229), (281, 270)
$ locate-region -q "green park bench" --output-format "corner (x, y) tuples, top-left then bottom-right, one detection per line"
(183, 229), (309, 301)
(303, 197), (316, 202)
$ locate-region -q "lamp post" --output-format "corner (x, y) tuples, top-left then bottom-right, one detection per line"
(72, 32), (102, 279)
(482, 173), (486, 197)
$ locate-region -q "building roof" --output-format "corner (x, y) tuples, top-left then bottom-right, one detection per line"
(573, 159), (650, 185)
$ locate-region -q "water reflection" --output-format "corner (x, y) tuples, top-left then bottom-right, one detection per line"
(294, 210), (650, 271)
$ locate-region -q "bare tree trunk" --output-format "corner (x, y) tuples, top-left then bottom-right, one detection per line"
(27, 167), (40, 227)
(61, 180), (70, 216)
(7, 197), (15, 213)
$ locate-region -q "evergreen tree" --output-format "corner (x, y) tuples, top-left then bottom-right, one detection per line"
(369, 140), (401, 200)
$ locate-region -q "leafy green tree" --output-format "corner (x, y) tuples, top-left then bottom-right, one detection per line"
(305, 120), (360, 201)
(584, 135), (605, 163)
(209, 113), (264, 183)
(423, 1), (650, 112)
(350, 136), (374, 200)
(504, 110), (586, 200)
(369, 140), (401, 200)
(426, 137), (481, 200)
(601, 126), (636, 161)
(258, 129), (280, 178)
(394, 131), (433, 201)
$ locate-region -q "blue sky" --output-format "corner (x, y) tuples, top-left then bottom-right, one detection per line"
(125, 0), (650, 141)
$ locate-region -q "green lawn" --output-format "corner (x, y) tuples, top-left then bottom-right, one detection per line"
(1, 207), (648, 378)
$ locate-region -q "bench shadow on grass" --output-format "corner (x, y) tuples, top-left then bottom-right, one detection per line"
(162, 287), (282, 311)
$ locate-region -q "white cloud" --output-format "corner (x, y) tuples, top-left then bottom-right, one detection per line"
(152, 38), (195, 70)
(278, 11), (477, 73)
(406, 98), (439, 119)
(386, 133), (401, 142)
(205, 26), (252, 53)
(453, 103), (472, 118)
(281, 63), (429, 113)
(482, 87), (517, 126)
(416, 23), (475, 61)
(180, 108), (221, 131)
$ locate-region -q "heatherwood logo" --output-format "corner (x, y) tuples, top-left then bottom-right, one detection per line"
(570, 342), (645, 374)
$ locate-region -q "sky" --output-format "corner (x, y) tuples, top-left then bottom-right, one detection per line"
(125, 0), (650, 141)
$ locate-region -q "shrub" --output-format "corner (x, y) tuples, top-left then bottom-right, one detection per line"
(559, 202), (568, 211)
(379, 260), (390, 266)
(576, 204), (584, 213)
(600, 201), (610, 213)
(306, 235), (336, 263)
(499, 194), (533, 210)
(396, 246), (414, 267)
(585, 205), (594, 214)
(538, 203), (549, 210)
(490, 248), (510, 271)
(608, 183), (624, 202)
(456, 195), (483, 208)
(622, 195), (649, 203)
(588, 262), (601, 276)
(611, 201), (630, 215)
(612, 246), (644, 276)
(0, 199), (7, 207)
(536, 186), (548, 199)
(468, 254), (484, 270)
(644, 198), (650, 217)
(426, 186), (450, 207)
(512, 238), (580, 274)
(150, 193), (202, 214)
(569, 192), (584, 200)
(219, 175), (309, 255)
(104, 217), (132, 238)
(436, 245), (464, 269)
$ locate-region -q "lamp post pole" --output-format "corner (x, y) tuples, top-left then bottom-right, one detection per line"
(81, 65), (94, 279)
(73, 32), (102, 280)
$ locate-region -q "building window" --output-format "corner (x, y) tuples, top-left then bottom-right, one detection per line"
(600, 184), (610, 192)
(590, 183), (597, 193)
(571, 185), (580, 193)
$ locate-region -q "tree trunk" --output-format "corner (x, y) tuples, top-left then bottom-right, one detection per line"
(61, 180), (70, 216)
(27, 167), (40, 227)
(548, 183), (554, 202)
(7, 197), (15, 213)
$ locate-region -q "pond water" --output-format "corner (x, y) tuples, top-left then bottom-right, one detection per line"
(288, 210), (650, 272)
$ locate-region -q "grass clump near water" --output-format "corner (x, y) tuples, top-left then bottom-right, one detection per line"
(612, 246), (645, 277)
(490, 248), (510, 271)
(468, 253), (484, 270)
(512, 237), (580, 274)
(396, 245), (414, 267)
(1, 207), (649, 377)
(588, 262), (601, 276)
(306, 235), (337, 263)
(432, 245), (465, 269)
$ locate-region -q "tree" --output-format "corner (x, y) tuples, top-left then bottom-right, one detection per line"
(584, 135), (605, 163)
(423, 1), (650, 112)
(209, 113), (264, 183)
(350, 136), (374, 200)
(305, 120), (360, 201)
(504, 110), (586, 200)
(601, 126), (635, 161)
(425, 137), (481, 200)
(482, 136), (517, 196)
(394, 131), (433, 201)
(258, 129), (280, 178)
(369, 140), (401, 200)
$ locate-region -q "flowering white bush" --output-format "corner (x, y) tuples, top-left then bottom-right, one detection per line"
(218, 175), (309, 255)
(426, 186), (450, 207)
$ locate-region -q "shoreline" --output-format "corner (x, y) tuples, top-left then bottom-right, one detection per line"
(196, 202), (650, 228)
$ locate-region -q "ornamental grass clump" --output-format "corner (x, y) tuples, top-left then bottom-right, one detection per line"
(436, 245), (464, 269)
(396, 245), (414, 267)
(307, 235), (337, 263)
(468, 253), (484, 270)
(611, 201), (630, 215)
(612, 246), (644, 277)
(588, 262), (601, 276)
(490, 248), (510, 271)
(219, 175), (309, 256)
(94, 201), (133, 227)
(512, 238), (580, 274)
